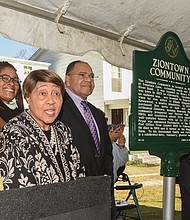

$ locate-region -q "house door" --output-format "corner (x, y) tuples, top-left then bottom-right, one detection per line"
(111, 109), (123, 125)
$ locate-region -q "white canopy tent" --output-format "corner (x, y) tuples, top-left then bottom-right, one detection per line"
(0, 0), (190, 69)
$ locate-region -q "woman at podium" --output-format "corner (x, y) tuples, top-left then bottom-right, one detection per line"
(0, 69), (85, 190)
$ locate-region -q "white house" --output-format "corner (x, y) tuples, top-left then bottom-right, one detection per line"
(0, 56), (50, 83)
(0, 56), (50, 108)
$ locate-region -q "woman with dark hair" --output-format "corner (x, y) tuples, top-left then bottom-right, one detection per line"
(0, 69), (85, 190)
(0, 61), (24, 129)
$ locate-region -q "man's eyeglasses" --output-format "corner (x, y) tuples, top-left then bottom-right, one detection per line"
(0, 74), (21, 86)
(69, 72), (95, 79)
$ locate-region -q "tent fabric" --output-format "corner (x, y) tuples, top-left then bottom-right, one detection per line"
(0, 0), (190, 69)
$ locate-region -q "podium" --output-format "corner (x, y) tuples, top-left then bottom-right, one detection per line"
(0, 176), (111, 220)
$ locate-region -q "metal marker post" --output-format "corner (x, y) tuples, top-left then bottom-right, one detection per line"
(163, 177), (176, 220)
(154, 151), (180, 220)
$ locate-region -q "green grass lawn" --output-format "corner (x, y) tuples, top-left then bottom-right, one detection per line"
(114, 161), (181, 220)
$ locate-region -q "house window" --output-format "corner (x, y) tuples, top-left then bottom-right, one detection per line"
(24, 65), (32, 75)
(111, 65), (122, 92)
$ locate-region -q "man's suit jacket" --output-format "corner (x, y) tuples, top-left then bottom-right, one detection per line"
(58, 92), (113, 177)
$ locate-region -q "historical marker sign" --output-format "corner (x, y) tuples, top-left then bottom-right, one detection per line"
(129, 32), (190, 154)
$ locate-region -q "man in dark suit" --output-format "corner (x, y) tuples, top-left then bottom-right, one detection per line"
(58, 60), (115, 219)
(58, 60), (113, 177)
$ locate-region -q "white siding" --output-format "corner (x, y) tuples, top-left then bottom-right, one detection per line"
(103, 61), (132, 101)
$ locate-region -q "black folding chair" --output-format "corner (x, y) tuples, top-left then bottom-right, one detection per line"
(114, 173), (143, 220)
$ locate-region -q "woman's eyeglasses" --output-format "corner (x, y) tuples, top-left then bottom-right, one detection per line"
(0, 74), (21, 86)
